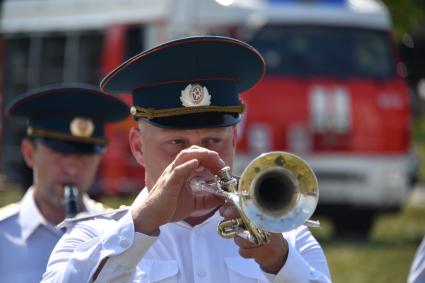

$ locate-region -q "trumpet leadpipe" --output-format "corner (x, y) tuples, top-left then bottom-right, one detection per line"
(189, 177), (230, 199)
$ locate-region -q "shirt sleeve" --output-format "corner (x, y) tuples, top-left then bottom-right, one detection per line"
(265, 226), (332, 283)
(41, 209), (157, 283)
(408, 237), (425, 283)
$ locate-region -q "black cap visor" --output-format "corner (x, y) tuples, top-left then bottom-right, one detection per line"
(37, 137), (105, 155)
(142, 112), (240, 129)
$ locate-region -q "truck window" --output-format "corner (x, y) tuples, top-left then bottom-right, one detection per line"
(246, 25), (396, 80)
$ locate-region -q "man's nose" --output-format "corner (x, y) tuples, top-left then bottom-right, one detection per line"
(61, 154), (83, 176)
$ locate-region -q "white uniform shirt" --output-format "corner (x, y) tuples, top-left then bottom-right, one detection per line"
(0, 187), (107, 283)
(42, 189), (331, 283)
(409, 237), (425, 283)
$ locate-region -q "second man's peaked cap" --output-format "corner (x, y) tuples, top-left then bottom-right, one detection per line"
(7, 83), (129, 153)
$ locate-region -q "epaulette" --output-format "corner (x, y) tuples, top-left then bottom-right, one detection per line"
(84, 197), (115, 214)
(56, 206), (129, 230)
(0, 202), (20, 222)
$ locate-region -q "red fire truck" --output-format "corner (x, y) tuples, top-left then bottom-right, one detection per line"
(0, 0), (416, 233)
(206, 0), (416, 233)
(198, 0), (416, 233)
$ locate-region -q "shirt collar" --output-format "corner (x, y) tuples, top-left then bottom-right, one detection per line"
(19, 186), (49, 241)
(177, 209), (221, 229)
(19, 186), (102, 241)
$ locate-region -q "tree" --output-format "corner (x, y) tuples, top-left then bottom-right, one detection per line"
(382, 0), (425, 37)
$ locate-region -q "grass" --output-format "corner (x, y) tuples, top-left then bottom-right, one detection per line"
(325, 243), (415, 283)
(322, 205), (425, 283)
(1, 188), (424, 283)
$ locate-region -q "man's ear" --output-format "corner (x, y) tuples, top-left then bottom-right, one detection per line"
(129, 127), (145, 167)
(21, 139), (35, 168)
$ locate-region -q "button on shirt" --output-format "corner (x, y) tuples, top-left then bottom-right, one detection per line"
(0, 187), (106, 283)
(42, 189), (331, 283)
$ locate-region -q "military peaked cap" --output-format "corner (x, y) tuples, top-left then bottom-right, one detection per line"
(100, 36), (265, 129)
(7, 84), (129, 154)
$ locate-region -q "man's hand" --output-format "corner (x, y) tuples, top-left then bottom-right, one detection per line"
(132, 146), (225, 235)
(220, 202), (289, 274)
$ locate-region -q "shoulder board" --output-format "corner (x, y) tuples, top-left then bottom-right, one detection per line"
(0, 203), (20, 222)
(84, 198), (114, 214)
(56, 206), (129, 230)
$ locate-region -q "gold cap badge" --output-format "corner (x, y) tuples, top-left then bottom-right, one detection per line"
(70, 117), (95, 137)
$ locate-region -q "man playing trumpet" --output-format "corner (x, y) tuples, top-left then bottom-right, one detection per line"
(42, 36), (331, 283)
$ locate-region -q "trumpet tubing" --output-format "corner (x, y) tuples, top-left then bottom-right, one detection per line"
(191, 151), (319, 245)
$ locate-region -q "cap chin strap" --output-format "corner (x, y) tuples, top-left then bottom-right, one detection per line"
(130, 104), (245, 119)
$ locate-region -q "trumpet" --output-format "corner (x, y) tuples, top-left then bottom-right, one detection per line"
(64, 185), (79, 218)
(190, 151), (319, 245)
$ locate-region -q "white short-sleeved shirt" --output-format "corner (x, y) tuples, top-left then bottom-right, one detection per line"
(0, 187), (107, 283)
(42, 189), (332, 283)
(409, 237), (425, 283)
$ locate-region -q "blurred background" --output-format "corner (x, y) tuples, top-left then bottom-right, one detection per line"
(0, 0), (425, 282)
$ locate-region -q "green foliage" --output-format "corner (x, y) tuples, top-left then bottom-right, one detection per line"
(0, 189), (22, 206)
(413, 117), (425, 181)
(382, 0), (425, 38)
(414, 116), (425, 141)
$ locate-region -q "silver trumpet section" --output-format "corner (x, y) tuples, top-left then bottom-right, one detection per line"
(190, 151), (320, 245)
(64, 185), (80, 218)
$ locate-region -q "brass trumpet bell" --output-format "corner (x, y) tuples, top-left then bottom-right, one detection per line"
(191, 151), (319, 245)
(238, 151), (319, 233)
